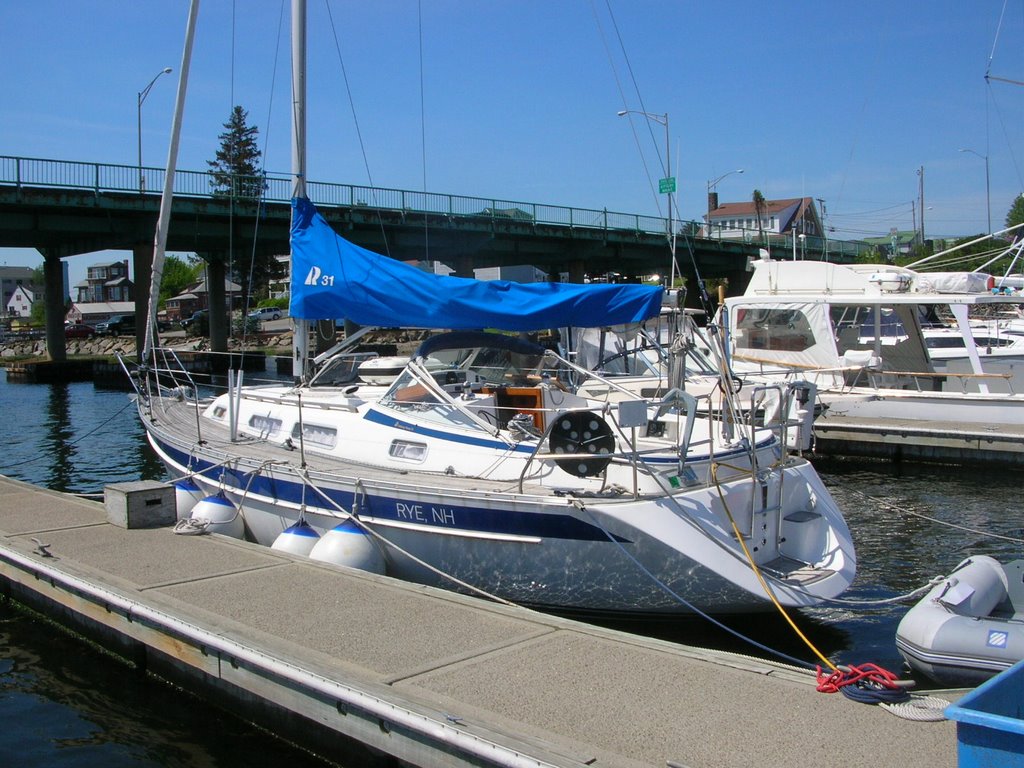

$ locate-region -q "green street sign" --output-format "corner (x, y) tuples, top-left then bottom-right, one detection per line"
(659, 177), (676, 194)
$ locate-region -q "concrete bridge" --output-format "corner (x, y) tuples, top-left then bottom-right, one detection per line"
(0, 155), (859, 361)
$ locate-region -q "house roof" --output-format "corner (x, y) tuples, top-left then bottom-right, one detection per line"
(706, 196), (823, 233)
(708, 197), (804, 218)
(189, 278), (242, 294)
(69, 301), (136, 315)
(9, 283), (40, 298)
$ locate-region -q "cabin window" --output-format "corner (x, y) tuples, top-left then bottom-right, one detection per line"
(212, 406), (227, 419)
(248, 414), (282, 437)
(733, 308), (815, 353)
(291, 422), (338, 448)
(389, 439), (427, 462)
(832, 305), (908, 347)
(925, 336), (966, 349)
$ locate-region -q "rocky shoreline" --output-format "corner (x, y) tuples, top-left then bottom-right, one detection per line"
(0, 328), (427, 364)
(0, 333), (295, 362)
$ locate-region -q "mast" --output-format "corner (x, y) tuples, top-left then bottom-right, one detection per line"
(143, 0), (200, 359)
(291, 0), (310, 382)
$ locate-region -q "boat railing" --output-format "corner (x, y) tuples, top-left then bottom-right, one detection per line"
(513, 388), (732, 497)
(124, 347), (208, 439)
(865, 368), (1016, 395)
(732, 351), (1017, 395)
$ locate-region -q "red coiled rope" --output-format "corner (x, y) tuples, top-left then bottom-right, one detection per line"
(816, 663), (911, 704)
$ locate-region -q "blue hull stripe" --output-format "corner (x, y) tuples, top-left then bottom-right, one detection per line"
(160, 439), (629, 543)
(363, 407), (534, 452)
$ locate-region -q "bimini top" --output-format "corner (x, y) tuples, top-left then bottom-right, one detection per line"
(289, 197), (663, 331)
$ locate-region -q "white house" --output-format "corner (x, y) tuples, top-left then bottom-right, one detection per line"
(706, 196), (824, 241)
(65, 301), (136, 326)
(6, 284), (39, 317)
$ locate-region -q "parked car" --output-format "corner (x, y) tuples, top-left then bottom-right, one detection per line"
(64, 323), (96, 340)
(181, 309), (208, 335)
(248, 307), (284, 322)
(94, 314), (136, 336)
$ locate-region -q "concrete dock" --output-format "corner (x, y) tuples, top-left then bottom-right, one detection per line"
(813, 413), (1024, 467)
(0, 474), (961, 767)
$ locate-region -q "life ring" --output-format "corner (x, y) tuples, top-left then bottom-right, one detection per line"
(549, 411), (614, 477)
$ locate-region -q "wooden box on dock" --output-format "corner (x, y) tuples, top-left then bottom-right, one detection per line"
(104, 481), (175, 529)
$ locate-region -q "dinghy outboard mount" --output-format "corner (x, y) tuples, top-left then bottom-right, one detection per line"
(549, 411), (614, 477)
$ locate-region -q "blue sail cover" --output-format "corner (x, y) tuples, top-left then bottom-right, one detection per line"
(289, 197), (663, 331)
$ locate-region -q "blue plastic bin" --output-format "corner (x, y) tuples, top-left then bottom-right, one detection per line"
(945, 659), (1024, 768)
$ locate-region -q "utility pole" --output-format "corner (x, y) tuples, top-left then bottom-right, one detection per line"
(917, 166), (925, 245)
(816, 198), (828, 261)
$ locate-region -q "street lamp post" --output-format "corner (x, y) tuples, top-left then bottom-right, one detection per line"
(706, 169), (744, 237)
(617, 109), (678, 288)
(959, 148), (992, 234)
(137, 67), (173, 193)
(616, 109), (672, 236)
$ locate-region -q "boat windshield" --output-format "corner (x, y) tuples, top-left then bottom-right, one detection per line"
(309, 352), (379, 387)
(378, 366), (486, 430)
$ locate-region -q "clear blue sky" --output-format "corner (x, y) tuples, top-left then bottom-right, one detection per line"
(2, 0), (1022, 287)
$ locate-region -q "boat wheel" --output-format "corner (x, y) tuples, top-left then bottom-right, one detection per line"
(549, 411), (615, 477)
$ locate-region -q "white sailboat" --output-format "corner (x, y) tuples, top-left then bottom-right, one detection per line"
(127, 0), (856, 617)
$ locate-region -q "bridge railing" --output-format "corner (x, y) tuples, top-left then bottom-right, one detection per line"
(0, 154), (873, 258)
(0, 154), (679, 238)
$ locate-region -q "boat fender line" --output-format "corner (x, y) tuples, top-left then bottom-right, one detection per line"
(173, 517), (212, 535)
(548, 410), (614, 477)
(173, 460), (276, 538)
(785, 575), (947, 606)
(709, 462), (838, 673)
(566, 496), (816, 672)
(879, 696), (951, 722)
(715, 459), (919, 707)
(174, 476), (204, 521)
(298, 473), (516, 607)
(187, 491), (244, 539)
(845, 486), (1024, 546)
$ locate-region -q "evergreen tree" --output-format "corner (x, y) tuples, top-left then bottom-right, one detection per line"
(207, 106), (264, 199)
(1007, 194), (1024, 232)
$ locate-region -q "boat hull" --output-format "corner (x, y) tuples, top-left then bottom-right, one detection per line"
(896, 556), (1024, 687)
(147, 429), (854, 617)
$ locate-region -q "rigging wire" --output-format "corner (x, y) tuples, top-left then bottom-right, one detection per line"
(322, 0), (392, 257)
(589, 1), (661, 218)
(594, 0), (690, 299)
(985, 0), (1009, 79)
(242, 0), (288, 350)
(227, 0), (237, 342)
(418, 0), (430, 262)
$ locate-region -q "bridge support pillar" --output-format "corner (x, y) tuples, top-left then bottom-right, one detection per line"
(42, 251), (66, 363)
(206, 257), (228, 354)
(566, 259), (585, 284)
(720, 268), (750, 299)
(132, 241), (152, 360)
(449, 255), (475, 279)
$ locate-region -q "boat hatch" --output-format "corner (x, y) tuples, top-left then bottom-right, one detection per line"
(481, 386), (545, 430)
